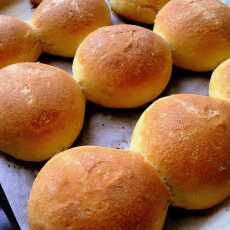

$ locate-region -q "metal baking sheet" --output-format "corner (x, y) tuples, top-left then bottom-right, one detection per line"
(0, 1), (230, 229)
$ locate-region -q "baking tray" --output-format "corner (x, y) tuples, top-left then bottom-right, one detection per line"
(0, 1), (229, 229)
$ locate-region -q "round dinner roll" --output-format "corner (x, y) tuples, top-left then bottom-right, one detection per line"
(0, 63), (85, 162)
(154, 0), (230, 72)
(0, 15), (41, 68)
(73, 24), (172, 108)
(31, 0), (111, 57)
(111, 0), (169, 24)
(209, 58), (230, 101)
(130, 94), (230, 210)
(28, 146), (171, 230)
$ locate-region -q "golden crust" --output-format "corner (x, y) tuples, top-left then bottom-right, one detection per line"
(209, 58), (230, 101)
(110, 0), (169, 24)
(73, 24), (172, 108)
(0, 15), (41, 68)
(32, 0), (111, 57)
(154, 0), (230, 71)
(0, 63), (85, 161)
(130, 94), (230, 209)
(28, 146), (171, 230)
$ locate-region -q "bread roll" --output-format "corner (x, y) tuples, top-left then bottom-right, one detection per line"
(31, 0), (111, 57)
(130, 94), (230, 210)
(28, 146), (171, 230)
(209, 58), (230, 101)
(0, 15), (41, 68)
(0, 63), (85, 162)
(154, 0), (230, 72)
(111, 0), (169, 24)
(73, 24), (172, 108)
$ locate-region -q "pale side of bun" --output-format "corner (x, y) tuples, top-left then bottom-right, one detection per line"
(110, 0), (169, 24)
(0, 63), (85, 162)
(154, 0), (230, 72)
(209, 58), (230, 101)
(28, 146), (171, 230)
(73, 24), (172, 108)
(0, 15), (41, 68)
(31, 0), (111, 57)
(130, 94), (230, 210)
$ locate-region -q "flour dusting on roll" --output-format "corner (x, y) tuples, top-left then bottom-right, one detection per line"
(111, 0), (169, 24)
(73, 24), (172, 108)
(31, 0), (111, 57)
(0, 63), (85, 162)
(0, 15), (41, 68)
(28, 146), (171, 230)
(154, 0), (230, 71)
(130, 94), (230, 210)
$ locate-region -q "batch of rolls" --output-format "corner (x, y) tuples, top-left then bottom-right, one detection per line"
(0, 0), (229, 229)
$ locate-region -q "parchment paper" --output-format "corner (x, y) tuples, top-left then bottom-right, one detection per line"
(0, 1), (229, 229)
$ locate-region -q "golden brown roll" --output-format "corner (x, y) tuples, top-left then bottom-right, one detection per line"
(111, 0), (169, 24)
(130, 94), (230, 210)
(209, 58), (230, 101)
(0, 63), (85, 162)
(0, 15), (41, 68)
(73, 24), (172, 108)
(31, 0), (111, 57)
(154, 0), (230, 72)
(28, 146), (171, 230)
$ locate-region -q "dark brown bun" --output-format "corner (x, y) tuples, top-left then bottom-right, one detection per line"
(28, 146), (171, 230)
(130, 94), (230, 210)
(0, 63), (85, 162)
(154, 0), (230, 71)
(31, 0), (111, 57)
(0, 15), (41, 68)
(73, 24), (172, 108)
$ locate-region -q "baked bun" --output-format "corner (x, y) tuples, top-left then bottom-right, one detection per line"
(31, 0), (111, 57)
(110, 0), (169, 24)
(28, 146), (171, 230)
(73, 24), (172, 108)
(0, 63), (85, 162)
(0, 15), (41, 68)
(154, 0), (230, 72)
(209, 58), (230, 101)
(130, 94), (230, 210)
